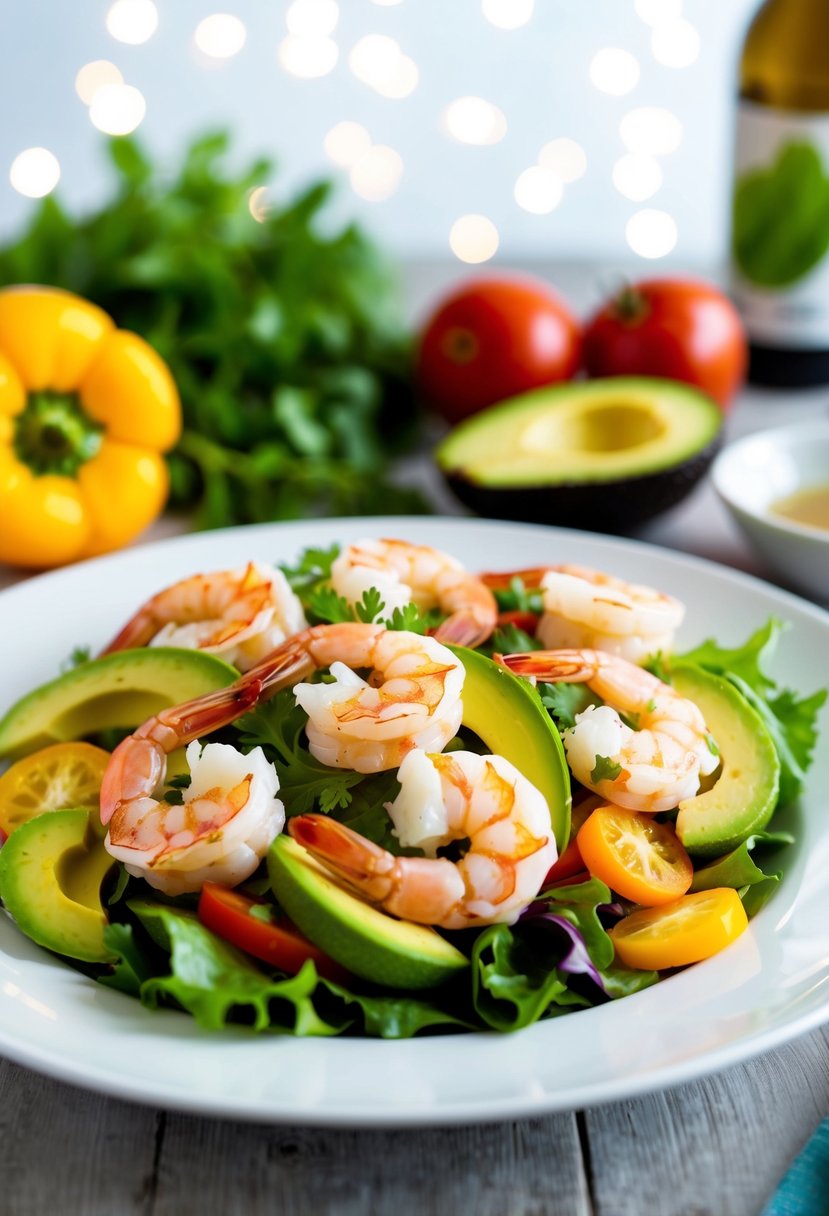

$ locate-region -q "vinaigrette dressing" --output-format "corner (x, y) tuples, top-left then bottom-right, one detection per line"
(771, 483), (829, 531)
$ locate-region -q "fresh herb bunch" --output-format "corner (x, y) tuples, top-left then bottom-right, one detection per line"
(0, 132), (428, 527)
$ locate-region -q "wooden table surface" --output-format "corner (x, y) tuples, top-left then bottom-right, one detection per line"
(2, 265), (829, 1215)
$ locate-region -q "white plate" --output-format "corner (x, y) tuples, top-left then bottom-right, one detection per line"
(0, 517), (828, 1127)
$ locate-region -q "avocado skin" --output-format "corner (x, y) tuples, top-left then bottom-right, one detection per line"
(0, 808), (116, 963)
(443, 437), (721, 535)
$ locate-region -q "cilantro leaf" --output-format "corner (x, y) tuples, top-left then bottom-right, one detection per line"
(591, 755), (622, 784)
(355, 586), (385, 623)
(384, 602), (439, 634)
(235, 690), (365, 815)
(279, 544), (340, 595)
(540, 682), (597, 731)
(492, 577), (544, 616)
(306, 585), (353, 624)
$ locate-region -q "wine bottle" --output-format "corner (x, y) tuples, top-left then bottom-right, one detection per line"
(731, 0), (829, 387)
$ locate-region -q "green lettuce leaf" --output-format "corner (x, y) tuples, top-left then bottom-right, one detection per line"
(689, 830), (794, 894)
(676, 618), (826, 805)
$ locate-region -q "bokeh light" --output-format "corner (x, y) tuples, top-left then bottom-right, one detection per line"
(626, 208), (677, 258)
(620, 107), (682, 155)
(286, 0), (339, 38)
(612, 153), (663, 201)
(373, 54), (419, 99)
(278, 35), (339, 78)
(538, 138), (587, 183)
(442, 96), (507, 146)
(105, 0), (158, 45)
(635, 0), (683, 27)
(590, 48), (640, 96)
(324, 121), (372, 168)
(651, 19), (700, 68)
(194, 14), (247, 59)
(514, 166), (563, 214)
(449, 214), (499, 263)
(350, 145), (404, 201)
(75, 61), (123, 106)
(482, 0), (534, 30)
(9, 148), (60, 198)
(89, 83), (146, 135)
(248, 186), (270, 222)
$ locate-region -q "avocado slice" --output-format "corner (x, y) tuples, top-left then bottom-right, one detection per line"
(0, 808), (116, 963)
(268, 835), (469, 989)
(448, 645), (571, 852)
(673, 665), (781, 856)
(0, 648), (238, 760)
(435, 377), (722, 533)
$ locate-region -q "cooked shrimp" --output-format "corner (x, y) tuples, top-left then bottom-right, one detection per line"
(102, 740), (285, 896)
(289, 748), (556, 928)
(289, 624), (465, 773)
(331, 538), (497, 649)
(499, 648), (719, 813)
(99, 561), (307, 672)
(101, 624), (465, 864)
(482, 564), (684, 663)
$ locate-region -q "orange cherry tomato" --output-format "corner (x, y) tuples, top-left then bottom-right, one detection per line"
(198, 882), (349, 984)
(609, 888), (749, 971)
(0, 741), (111, 837)
(576, 804), (693, 906)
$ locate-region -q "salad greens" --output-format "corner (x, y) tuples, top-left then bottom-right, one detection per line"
(0, 545), (825, 1040)
(0, 133), (426, 529)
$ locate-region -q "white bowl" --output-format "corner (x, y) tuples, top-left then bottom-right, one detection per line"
(711, 420), (829, 602)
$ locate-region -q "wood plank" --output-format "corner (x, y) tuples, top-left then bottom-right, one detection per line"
(583, 1025), (829, 1216)
(153, 1111), (592, 1216)
(0, 1059), (159, 1216)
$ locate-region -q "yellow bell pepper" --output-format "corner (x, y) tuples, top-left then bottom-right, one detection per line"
(0, 285), (181, 568)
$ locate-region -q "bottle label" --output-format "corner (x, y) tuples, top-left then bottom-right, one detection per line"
(731, 101), (829, 348)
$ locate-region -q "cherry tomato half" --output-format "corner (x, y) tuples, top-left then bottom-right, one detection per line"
(543, 794), (598, 887)
(582, 278), (747, 410)
(0, 742), (111, 838)
(198, 882), (349, 984)
(417, 275), (582, 424)
(577, 804), (693, 907)
(609, 888), (749, 971)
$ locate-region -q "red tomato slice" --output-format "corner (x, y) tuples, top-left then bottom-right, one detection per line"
(198, 882), (349, 984)
(496, 610), (540, 635)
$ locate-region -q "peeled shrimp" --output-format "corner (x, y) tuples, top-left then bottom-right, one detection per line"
(331, 538), (497, 649)
(482, 563), (684, 663)
(499, 648), (719, 813)
(289, 624), (465, 773)
(102, 740), (284, 896)
(100, 623), (465, 874)
(289, 748), (556, 928)
(99, 561), (307, 672)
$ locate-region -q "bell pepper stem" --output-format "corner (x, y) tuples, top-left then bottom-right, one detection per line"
(14, 392), (104, 477)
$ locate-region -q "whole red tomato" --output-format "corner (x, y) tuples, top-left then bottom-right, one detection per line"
(416, 276), (581, 424)
(582, 278), (747, 410)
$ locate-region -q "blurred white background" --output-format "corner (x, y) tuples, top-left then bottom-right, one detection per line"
(2, 0), (760, 267)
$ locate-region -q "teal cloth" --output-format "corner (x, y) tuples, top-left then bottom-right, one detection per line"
(762, 1119), (829, 1216)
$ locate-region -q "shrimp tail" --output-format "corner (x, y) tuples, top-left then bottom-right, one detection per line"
(289, 814), (396, 902)
(99, 613), (158, 655)
(433, 612), (491, 650)
(496, 650), (597, 682)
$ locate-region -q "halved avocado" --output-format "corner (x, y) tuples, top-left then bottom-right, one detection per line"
(449, 645), (571, 852)
(673, 665), (781, 856)
(268, 835), (469, 989)
(0, 808), (116, 963)
(0, 647), (238, 760)
(435, 376), (722, 533)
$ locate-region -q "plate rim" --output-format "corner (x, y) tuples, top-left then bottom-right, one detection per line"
(1, 514), (828, 1126)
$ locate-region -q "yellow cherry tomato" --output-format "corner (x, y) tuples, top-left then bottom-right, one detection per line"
(0, 286), (181, 569)
(577, 804), (693, 906)
(609, 888), (749, 971)
(0, 742), (111, 837)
